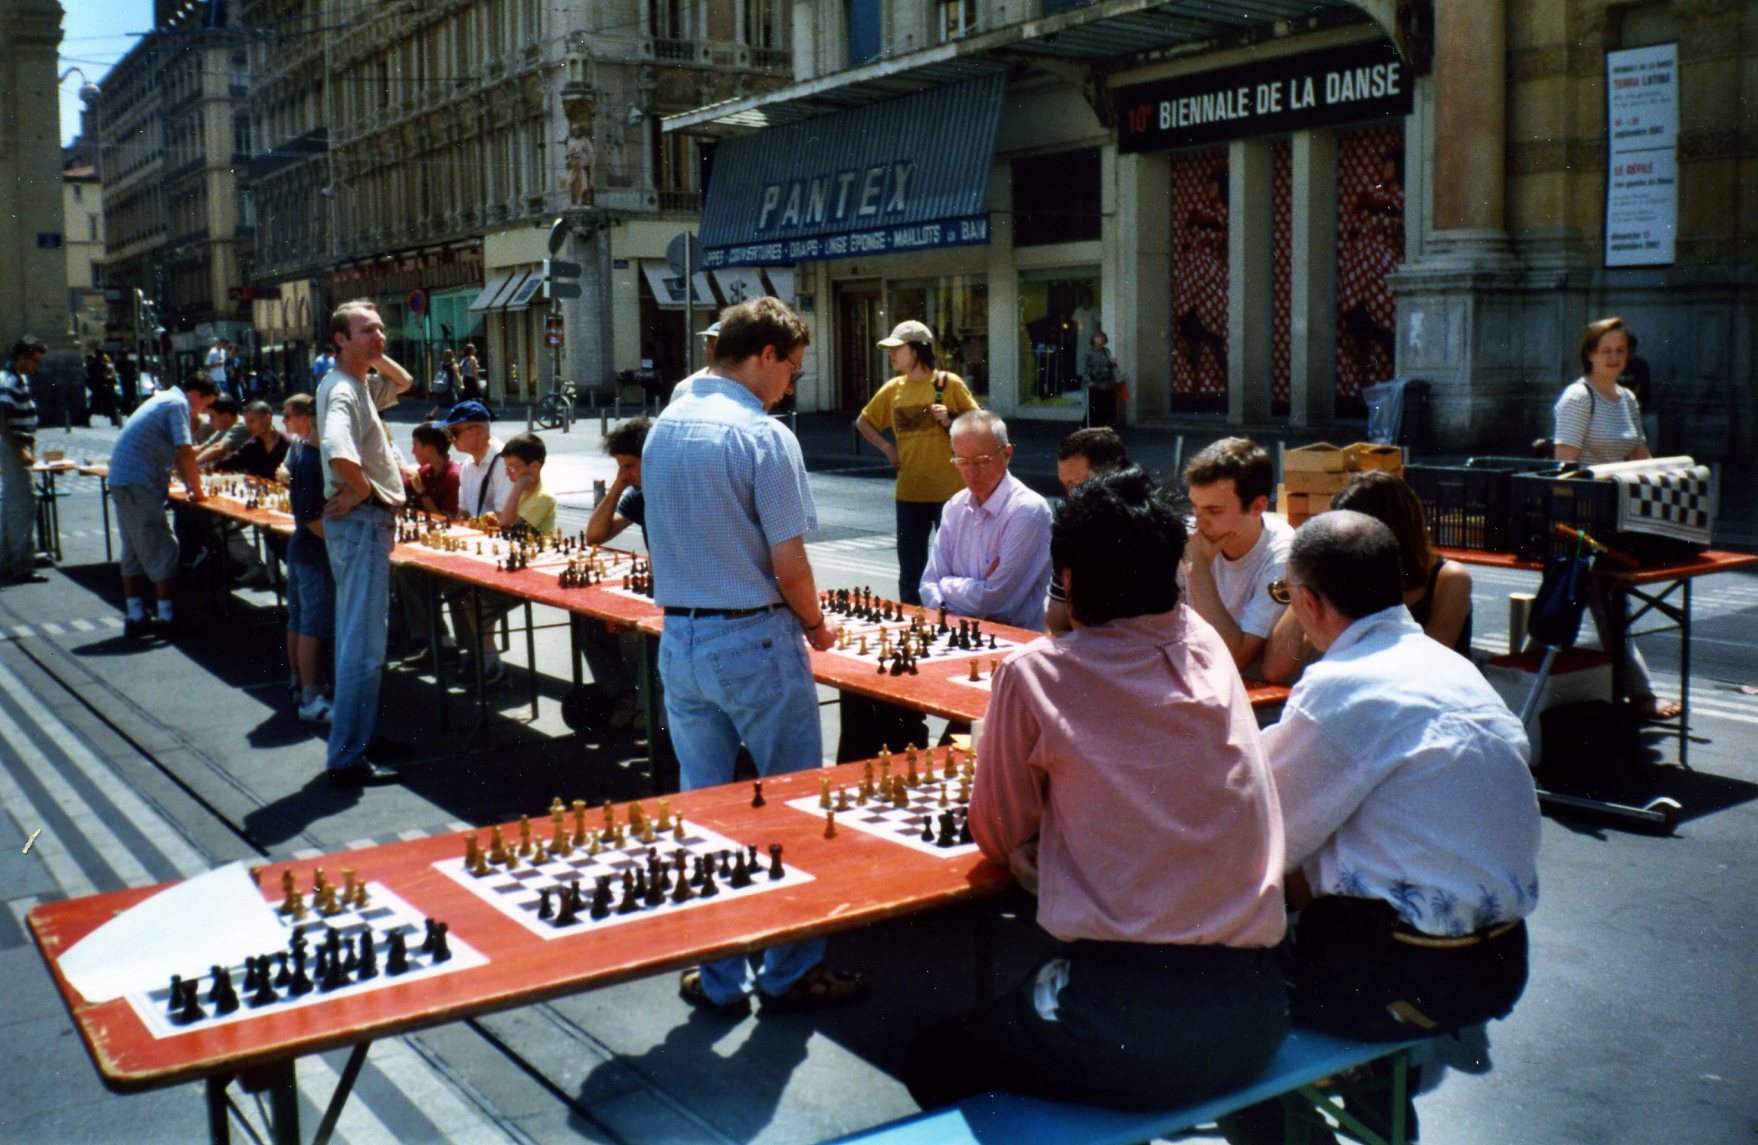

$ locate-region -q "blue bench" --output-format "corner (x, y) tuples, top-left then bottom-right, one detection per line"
(828, 1027), (1430, 1145)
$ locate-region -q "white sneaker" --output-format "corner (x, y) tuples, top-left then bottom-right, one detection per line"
(298, 696), (333, 724)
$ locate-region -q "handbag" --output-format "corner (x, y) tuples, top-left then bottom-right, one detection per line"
(1526, 547), (1592, 649)
(1116, 381), (1132, 403)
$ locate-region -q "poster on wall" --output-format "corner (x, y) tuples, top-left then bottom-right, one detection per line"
(1334, 125), (1406, 416)
(1169, 149), (1230, 413)
(1604, 44), (1678, 267)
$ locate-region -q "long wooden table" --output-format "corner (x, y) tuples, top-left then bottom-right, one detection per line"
(28, 756), (1014, 1144)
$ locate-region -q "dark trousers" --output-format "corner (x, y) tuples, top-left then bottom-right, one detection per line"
(895, 500), (942, 606)
(1220, 896), (1530, 1144)
(905, 939), (1287, 1113)
(1088, 384), (1117, 428)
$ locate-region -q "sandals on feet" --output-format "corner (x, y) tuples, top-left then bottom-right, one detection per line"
(1640, 696), (1683, 722)
(758, 963), (870, 1014)
(677, 968), (751, 1018)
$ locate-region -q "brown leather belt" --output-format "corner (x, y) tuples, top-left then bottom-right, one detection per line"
(1391, 919), (1520, 949)
(662, 604), (782, 620)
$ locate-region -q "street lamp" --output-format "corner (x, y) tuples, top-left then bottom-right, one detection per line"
(59, 67), (101, 103)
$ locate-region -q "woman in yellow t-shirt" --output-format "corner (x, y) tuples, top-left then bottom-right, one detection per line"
(854, 321), (980, 604)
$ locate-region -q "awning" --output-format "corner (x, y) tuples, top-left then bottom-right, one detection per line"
(639, 261), (716, 310)
(468, 273), (517, 313)
(713, 269), (768, 306)
(504, 273), (545, 312)
(762, 267), (795, 304)
(696, 74), (1004, 269)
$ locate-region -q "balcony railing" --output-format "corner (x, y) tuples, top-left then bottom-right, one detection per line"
(658, 190), (701, 212)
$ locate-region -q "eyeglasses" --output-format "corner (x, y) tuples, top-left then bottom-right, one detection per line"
(950, 454), (999, 469)
(1267, 578), (1305, 606)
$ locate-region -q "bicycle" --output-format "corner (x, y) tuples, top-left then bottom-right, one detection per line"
(536, 378), (577, 430)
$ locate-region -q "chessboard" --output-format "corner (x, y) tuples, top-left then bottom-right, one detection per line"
(785, 745), (979, 857)
(816, 589), (1025, 675)
(125, 880), (483, 1040)
(434, 797), (812, 940)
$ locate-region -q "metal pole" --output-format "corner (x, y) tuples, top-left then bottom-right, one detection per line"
(682, 239), (694, 410)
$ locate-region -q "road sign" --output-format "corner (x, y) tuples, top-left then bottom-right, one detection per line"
(545, 259), (583, 300)
(408, 289), (427, 315)
(666, 233), (701, 279)
(544, 313), (564, 347)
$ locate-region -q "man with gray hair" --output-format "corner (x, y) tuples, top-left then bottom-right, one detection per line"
(1222, 509), (1539, 1142)
(918, 409), (1053, 630)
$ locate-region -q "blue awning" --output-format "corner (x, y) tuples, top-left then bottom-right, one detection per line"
(697, 74), (1004, 269)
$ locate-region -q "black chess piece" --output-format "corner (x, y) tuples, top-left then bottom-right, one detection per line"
(430, 922), (451, 963)
(698, 857), (719, 898)
(357, 932), (378, 980)
(957, 811), (972, 846)
(210, 965), (241, 1015)
(669, 856), (694, 904)
(643, 868), (666, 908)
(420, 918), (439, 955)
(617, 872), (641, 914)
(921, 816), (936, 843)
(241, 958), (260, 995)
(166, 974), (184, 1017)
(319, 951), (347, 993)
(341, 936), (359, 975)
(385, 929), (410, 976)
(176, 977), (205, 1025)
(768, 843), (785, 880)
(249, 959), (279, 1007)
(273, 951), (291, 989)
(537, 887), (553, 920)
(591, 875), (614, 919)
(751, 780), (765, 808)
(936, 810), (958, 848)
(288, 947), (314, 996)
(554, 885), (580, 926)
(730, 849), (752, 889)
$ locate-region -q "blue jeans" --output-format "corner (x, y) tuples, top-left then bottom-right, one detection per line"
(0, 447), (36, 579)
(660, 606), (825, 1002)
(896, 500), (942, 606)
(325, 504), (394, 769)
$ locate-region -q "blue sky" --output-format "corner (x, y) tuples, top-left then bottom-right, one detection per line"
(59, 0), (157, 147)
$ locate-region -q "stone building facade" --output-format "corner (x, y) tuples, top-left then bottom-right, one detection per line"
(1, 0), (71, 362)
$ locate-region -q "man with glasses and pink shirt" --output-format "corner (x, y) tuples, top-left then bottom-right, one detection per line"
(918, 409), (1053, 631)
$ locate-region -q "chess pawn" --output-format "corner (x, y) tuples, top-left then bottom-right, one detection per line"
(672, 816), (686, 843)
(943, 746), (958, 781)
(819, 774), (832, 809)
(463, 834), (482, 870)
(858, 633), (868, 656)
(518, 814), (534, 858)
(348, 878), (370, 910)
(572, 799), (589, 846)
(488, 825), (509, 865)
(656, 799), (672, 830)
(823, 809), (837, 839)
(311, 867), (329, 896)
(939, 782), (949, 807)
(835, 786), (850, 812)
(550, 811), (571, 856)
(341, 868), (359, 905)
(279, 870), (301, 915)
(969, 659), (981, 683)
(906, 746), (919, 787)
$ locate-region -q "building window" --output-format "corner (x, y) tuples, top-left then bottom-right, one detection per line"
(938, 0), (973, 41)
(1012, 148), (1102, 246)
(847, 0), (881, 66)
(1017, 267), (1100, 409)
(886, 275), (990, 396)
(71, 183), (83, 202)
(745, 0), (785, 48)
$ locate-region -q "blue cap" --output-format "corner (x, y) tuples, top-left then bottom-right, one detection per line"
(443, 400), (492, 425)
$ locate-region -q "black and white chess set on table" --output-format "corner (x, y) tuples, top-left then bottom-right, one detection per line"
(435, 797), (812, 940)
(129, 868), (483, 1039)
(784, 744), (980, 857)
(818, 588), (1024, 675)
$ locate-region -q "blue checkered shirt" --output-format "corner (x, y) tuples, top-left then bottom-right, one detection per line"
(109, 389), (194, 490)
(642, 376), (815, 608)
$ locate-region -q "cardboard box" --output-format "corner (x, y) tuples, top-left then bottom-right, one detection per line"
(1284, 443), (1349, 473)
(1284, 468), (1353, 495)
(1345, 443), (1404, 474)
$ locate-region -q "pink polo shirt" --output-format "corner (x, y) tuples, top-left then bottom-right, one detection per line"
(972, 604), (1286, 948)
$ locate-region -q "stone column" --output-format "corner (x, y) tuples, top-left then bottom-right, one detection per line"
(1428, 0), (1510, 256)
(1114, 149), (1172, 421)
(1227, 136), (1273, 423)
(1288, 129), (1339, 429)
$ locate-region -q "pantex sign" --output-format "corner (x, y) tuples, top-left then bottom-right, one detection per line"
(1116, 41), (1412, 153)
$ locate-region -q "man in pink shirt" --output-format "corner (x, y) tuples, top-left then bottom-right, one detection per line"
(903, 468), (1289, 1111)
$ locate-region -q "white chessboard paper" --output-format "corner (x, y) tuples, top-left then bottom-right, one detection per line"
(433, 820), (813, 940)
(785, 791), (978, 858)
(125, 883), (484, 1040)
(60, 862), (291, 1004)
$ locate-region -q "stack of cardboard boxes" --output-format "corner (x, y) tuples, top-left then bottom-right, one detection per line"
(1277, 442), (1405, 527)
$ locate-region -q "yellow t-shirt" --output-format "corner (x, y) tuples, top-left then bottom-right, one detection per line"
(859, 371), (979, 504)
(517, 485), (557, 535)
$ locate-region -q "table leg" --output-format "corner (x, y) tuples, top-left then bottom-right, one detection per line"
(265, 1061), (300, 1145)
(205, 1075), (231, 1145)
(1606, 585), (1631, 781)
(310, 1042), (370, 1145)
(472, 587), (489, 748)
(100, 475), (113, 562)
(1679, 578), (1692, 770)
(524, 600), (538, 720)
(426, 573), (449, 733)
(640, 632), (676, 794)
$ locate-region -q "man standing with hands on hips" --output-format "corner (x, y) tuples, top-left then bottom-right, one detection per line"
(318, 300), (414, 787)
(644, 297), (869, 1016)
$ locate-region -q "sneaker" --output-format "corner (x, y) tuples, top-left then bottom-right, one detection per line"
(297, 696), (333, 724)
(124, 616), (158, 640)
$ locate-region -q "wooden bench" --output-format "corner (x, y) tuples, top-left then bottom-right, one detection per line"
(828, 1027), (1431, 1145)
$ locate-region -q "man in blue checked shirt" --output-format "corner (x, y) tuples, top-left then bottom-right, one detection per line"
(642, 297), (869, 1018)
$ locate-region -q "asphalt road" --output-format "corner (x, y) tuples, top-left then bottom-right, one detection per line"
(2, 411), (1756, 1143)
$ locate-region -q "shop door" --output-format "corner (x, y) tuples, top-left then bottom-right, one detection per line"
(836, 287), (883, 412)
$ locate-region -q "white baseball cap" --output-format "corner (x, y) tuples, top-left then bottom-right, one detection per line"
(699, 322), (720, 338)
(877, 320), (934, 347)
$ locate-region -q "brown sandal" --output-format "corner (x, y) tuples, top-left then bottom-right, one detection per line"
(678, 968), (751, 1018)
(757, 963), (870, 1014)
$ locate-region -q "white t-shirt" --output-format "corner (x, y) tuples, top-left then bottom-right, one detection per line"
(1209, 513), (1294, 641)
(205, 346), (227, 383)
(456, 435), (514, 517)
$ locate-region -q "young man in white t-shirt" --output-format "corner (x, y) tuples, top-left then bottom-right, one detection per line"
(1181, 437), (1293, 676)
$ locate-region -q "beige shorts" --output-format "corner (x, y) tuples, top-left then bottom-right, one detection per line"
(112, 483), (180, 582)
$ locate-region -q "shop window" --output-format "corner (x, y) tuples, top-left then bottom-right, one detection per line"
(886, 276), (990, 397)
(1334, 124), (1404, 417)
(1017, 267), (1100, 409)
(1169, 147), (1229, 413)
(1013, 149), (1102, 247)
(848, 0), (882, 65)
